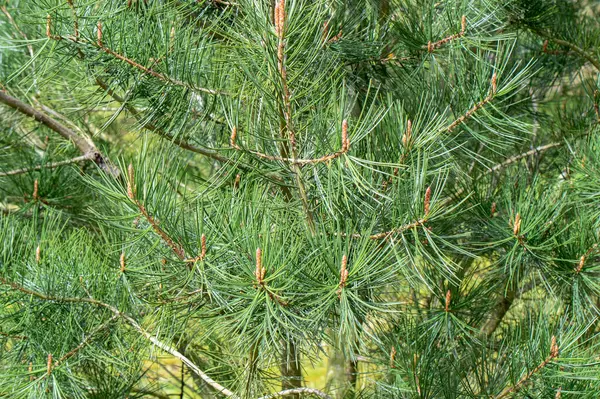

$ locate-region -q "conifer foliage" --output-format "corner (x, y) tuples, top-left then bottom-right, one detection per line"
(1, 0), (600, 398)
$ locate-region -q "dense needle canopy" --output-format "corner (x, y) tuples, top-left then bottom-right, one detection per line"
(1, 0), (600, 398)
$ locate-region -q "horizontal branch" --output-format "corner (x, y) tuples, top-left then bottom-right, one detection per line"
(257, 388), (332, 399)
(446, 74), (497, 132)
(230, 121), (350, 166)
(56, 315), (119, 365)
(0, 91), (94, 155)
(339, 218), (426, 241)
(95, 78), (285, 186)
(0, 277), (237, 397)
(0, 154), (93, 177)
(440, 141), (563, 207)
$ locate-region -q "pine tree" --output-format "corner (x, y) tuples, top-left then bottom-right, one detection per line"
(1, 0), (600, 398)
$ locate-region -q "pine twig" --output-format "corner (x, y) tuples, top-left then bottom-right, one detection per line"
(0, 90), (117, 176)
(44, 17), (222, 96)
(0, 154), (94, 177)
(494, 336), (559, 399)
(256, 388), (333, 399)
(426, 15), (467, 53)
(445, 73), (497, 132)
(0, 277), (238, 397)
(533, 31), (600, 72)
(230, 120), (350, 166)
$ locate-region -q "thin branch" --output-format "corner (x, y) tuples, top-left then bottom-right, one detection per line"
(0, 154), (93, 177)
(426, 15), (466, 53)
(489, 142), (563, 173)
(56, 315), (119, 365)
(0, 90), (117, 176)
(94, 77), (284, 186)
(230, 120), (349, 166)
(534, 31), (600, 72)
(256, 388), (333, 399)
(273, 0), (315, 234)
(494, 337), (559, 399)
(441, 142), (563, 207)
(46, 19), (222, 96)
(339, 218), (426, 240)
(0, 331), (27, 340)
(445, 73), (497, 132)
(0, 277), (237, 398)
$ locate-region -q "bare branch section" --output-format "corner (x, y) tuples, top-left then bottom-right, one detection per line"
(0, 154), (93, 177)
(257, 388), (333, 399)
(0, 90), (117, 176)
(230, 120), (350, 166)
(0, 277), (237, 397)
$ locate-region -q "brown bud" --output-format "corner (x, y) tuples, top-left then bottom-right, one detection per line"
(47, 353), (53, 376)
(445, 290), (451, 312)
(201, 234), (207, 260)
(234, 174), (241, 189)
(575, 255), (585, 274)
(33, 179), (39, 202)
(461, 15), (467, 34)
(424, 186), (432, 215)
(120, 252), (126, 273)
(46, 15), (52, 38)
(513, 213), (521, 236)
(230, 126), (237, 147)
(491, 73), (497, 94)
(490, 202), (497, 217)
(97, 21), (103, 46)
(402, 120), (412, 148)
(389, 346), (397, 368)
(341, 119), (349, 150)
(427, 41), (433, 53)
(36, 246), (41, 264)
(255, 248), (263, 284)
(555, 387), (562, 399)
(127, 164), (135, 199)
(550, 335), (559, 358)
(337, 254), (348, 298)
(542, 40), (549, 53)
(274, 0), (286, 37)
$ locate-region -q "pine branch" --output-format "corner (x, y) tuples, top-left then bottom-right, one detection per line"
(230, 120), (349, 166)
(257, 388), (333, 399)
(0, 154), (93, 177)
(127, 165), (186, 260)
(426, 15), (467, 53)
(46, 17), (223, 96)
(0, 277), (237, 397)
(273, 0), (315, 234)
(533, 30), (600, 72)
(95, 78), (284, 184)
(341, 218), (426, 240)
(55, 315), (119, 365)
(445, 74), (497, 132)
(0, 90), (117, 176)
(440, 142), (563, 207)
(494, 337), (559, 399)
